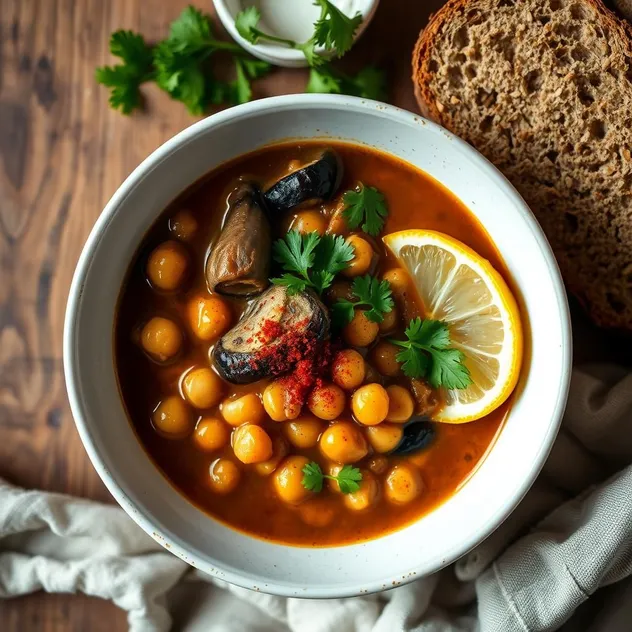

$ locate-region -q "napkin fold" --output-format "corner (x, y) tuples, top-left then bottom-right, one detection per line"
(1, 364), (632, 632)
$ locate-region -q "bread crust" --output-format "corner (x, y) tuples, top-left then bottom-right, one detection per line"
(411, 0), (632, 330)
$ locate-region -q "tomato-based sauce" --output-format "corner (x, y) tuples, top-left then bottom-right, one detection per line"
(116, 141), (511, 546)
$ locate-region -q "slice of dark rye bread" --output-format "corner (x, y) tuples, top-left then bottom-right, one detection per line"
(412, 0), (632, 330)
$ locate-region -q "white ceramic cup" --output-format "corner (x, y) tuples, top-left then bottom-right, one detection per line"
(214, 0), (380, 67)
(64, 94), (571, 598)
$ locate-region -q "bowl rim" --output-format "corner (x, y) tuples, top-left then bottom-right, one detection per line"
(63, 93), (572, 598)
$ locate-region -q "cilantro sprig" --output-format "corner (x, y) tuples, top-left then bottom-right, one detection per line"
(96, 6), (272, 115)
(236, 2), (386, 101)
(271, 230), (354, 295)
(302, 462), (362, 494)
(342, 184), (388, 236)
(391, 319), (472, 390)
(332, 275), (394, 329)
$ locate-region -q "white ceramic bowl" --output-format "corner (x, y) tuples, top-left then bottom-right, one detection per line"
(214, 0), (380, 67)
(64, 94), (571, 598)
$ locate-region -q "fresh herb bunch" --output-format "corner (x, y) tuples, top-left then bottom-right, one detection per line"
(96, 6), (272, 115)
(271, 230), (355, 295)
(236, 2), (386, 100)
(391, 318), (472, 390)
(332, 275), (394, 329)
(302, 461), (362, 494)
(342, 184), (389, 236)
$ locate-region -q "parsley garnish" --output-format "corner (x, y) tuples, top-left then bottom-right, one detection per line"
(302, 461), (362, 494)
(95, 31), (154, 114)
(235, 3), (386, 101)
(331, 275), (394, 329)
(342, 184), (388, 236)
(390, 319), (472, 390)
(97, 7), (272, 115)
(271, 230), (354, 296)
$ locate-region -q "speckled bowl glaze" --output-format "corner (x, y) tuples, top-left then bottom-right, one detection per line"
(64, 94), (571, 598)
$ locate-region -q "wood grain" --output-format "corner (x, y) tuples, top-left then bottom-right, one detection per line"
(0, 0), (626, 629)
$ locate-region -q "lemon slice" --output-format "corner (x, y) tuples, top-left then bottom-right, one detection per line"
(383, 230), (523, 424)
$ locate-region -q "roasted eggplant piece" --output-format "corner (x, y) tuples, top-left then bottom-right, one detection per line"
(263, 149), (343, 214)
(205, 183), (271, 297)
(391, 421), (436, 456)
(213, 285), (330, 384)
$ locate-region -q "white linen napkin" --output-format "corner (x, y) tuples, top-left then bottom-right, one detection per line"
(1, 364), (632, 632)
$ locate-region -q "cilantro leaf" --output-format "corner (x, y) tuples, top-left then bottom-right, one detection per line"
(273, 230), (320, 278)
(429, 348), (472, 390)
(235, 6), (262, 44)
(168, 6), (213, 52)
(344, 66), (387, 100)
(231, 58), (252, 104)
(391, 318), (472, 390)
(306, 66), (342, 94)
(241, 57), (273, 79)
(332, 275), (394, 328)
(235, 6), (298, 47)
(312, 234), (355, 277)
(342, 184), (388, 236)
(271, 231), (354, 295)
(301, 461), (362, 494)
(270, 274), (309, 295)
(313, 0), (363, 56)
(95, 30), (154, 114)
(336, 465), (363, 494)
(301, 461), (325, 492)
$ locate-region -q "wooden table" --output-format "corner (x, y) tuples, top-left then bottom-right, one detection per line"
(0, 1), (627, 629)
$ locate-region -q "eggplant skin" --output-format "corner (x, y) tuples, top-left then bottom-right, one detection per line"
(391, 421), (435, 456)
(212, 285), (330, 384)
(205, 183), (271, 297)
(263, 149), (343, 214)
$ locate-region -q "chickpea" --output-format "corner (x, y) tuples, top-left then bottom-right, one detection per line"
(140, 317), (182, 362)
(146, 241), (189, 291)
(289, 210), (327, 235)
(152, 396), (193, 438)
(187, 295), (231, 341)
(181, 367), (224, 409)
(284, 416), (324, 449)
(352, 384), (389, 426)
(366, 423), (403, 453)
(371, 341), (401, 377)
(320, 422), (368, 464)
(221, 392), (265, 427)
(378, 305), (399, 333)
(299, 499), (335, 527)
(343, 309), (379, 347)
(169, 209), (198, 241)
(232, 424), (273, 464)
(274, 456), (312, 504)
(385, 385), (415, 423)
(385, 464), (423, 505)
(255, 436), (289, 476)
(331, 349), (365, 391)
(382, 268), (410, 301)
(367, 455), (389, 475)
(193, 417), (230, 452)
(307, 383), (346, 421)
(344, 471), (378, 511)
(263, 380), (302, 422)
(209, 458), (241, 494)
(326, 281), (355, 304)
(342, 235), (374, 278)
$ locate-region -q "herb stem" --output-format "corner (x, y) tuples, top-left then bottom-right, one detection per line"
(252, 29), (298, 48)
